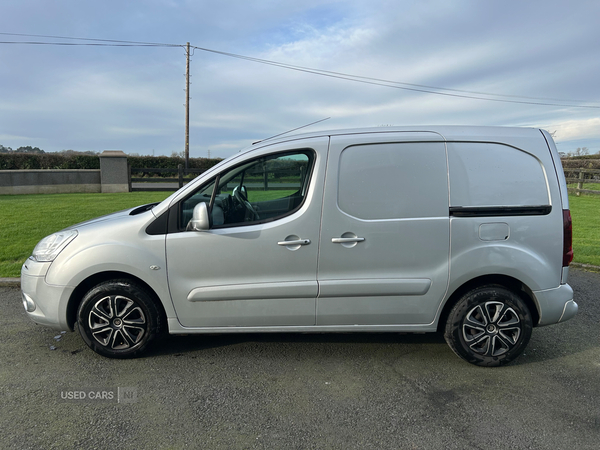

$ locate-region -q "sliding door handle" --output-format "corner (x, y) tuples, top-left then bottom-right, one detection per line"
(278, 239), (311, 246)
(331, 237), (365, 244)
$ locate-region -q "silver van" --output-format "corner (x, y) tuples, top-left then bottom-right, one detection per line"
(21, 126), (577, 366)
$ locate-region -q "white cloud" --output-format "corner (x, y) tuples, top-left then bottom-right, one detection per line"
(544, 118), (600, 142)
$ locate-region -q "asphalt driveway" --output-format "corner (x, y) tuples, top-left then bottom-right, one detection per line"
(1, 269), (599, 449)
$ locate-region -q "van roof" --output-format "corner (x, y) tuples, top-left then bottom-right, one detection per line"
(241, 125), (545, 153)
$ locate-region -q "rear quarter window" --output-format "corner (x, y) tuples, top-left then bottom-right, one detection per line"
(447, 142), (549, 207)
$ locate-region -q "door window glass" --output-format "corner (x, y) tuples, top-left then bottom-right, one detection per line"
(181, 151), (314, 229)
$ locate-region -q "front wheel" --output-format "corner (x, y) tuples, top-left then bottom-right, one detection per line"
(76, 280), (163, 358)
(444, 285), (533, 367)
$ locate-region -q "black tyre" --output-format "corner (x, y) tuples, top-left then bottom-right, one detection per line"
(76, 280), (163, 358)
(444, 285), (533, 367)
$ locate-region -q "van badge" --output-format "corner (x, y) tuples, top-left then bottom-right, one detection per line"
(150, 265), (160, 271)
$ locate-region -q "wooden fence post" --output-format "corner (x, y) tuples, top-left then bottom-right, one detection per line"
(577, 170), (584, 197)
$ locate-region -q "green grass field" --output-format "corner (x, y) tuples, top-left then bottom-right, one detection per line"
(1, 191), (599, 277)
(0, 192), (171, 277)
(570, 195), (600, 267)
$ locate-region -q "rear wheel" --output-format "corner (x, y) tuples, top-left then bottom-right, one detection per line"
(444, 285), (533, 366)
(76, 280), (163, 358)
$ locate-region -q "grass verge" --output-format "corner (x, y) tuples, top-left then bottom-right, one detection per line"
(569, 195), (600, 267)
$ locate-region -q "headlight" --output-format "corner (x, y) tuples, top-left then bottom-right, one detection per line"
(31, 230), (78, 262)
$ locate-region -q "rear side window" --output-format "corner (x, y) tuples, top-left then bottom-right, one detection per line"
(337, 142), (448, 220)
(447, 143), (549, 207)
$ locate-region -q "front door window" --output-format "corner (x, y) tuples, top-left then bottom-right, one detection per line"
(180, 151), (313, 229)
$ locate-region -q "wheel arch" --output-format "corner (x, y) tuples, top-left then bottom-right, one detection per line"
(437, 274), (540, 332)
(66, 271), (168, 331)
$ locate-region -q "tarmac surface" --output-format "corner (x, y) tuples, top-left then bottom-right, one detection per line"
(1, 268), (599, 449)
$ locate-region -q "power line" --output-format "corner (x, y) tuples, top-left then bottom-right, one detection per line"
(191, 46), (584, 103)
(191, 45), (600, 109)
(0, 32), (181, 47)
(0, 41), (177, 47)
(1, 32), (598, 109)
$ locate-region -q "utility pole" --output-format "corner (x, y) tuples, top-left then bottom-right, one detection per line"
(184, 42), (190, 169)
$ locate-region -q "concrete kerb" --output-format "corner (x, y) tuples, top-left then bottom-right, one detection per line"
(571, 262), (600, 273)
(2, 263), (600, 287)
(0, 278), (20, 287)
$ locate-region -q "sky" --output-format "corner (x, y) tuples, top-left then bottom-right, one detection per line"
(1, 0), (599, 159)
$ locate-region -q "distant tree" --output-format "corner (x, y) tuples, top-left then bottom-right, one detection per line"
(170, 150), (185, 158)
(16, 146), (44, 154)
(566, 147), (590, 157)
(59, 149), (99, 156)
(0, 144), (14, 153)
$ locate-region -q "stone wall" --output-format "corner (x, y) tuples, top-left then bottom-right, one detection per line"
(0, 169), (101, 195)
(0, 151), (129, 195)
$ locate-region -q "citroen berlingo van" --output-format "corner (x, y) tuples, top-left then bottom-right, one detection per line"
(21, 126), (577, 366)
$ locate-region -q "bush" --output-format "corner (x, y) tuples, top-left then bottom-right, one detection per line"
(561, 157), (600, 170)
(0, 153), (222, 174)
(0, 152), (100, 170)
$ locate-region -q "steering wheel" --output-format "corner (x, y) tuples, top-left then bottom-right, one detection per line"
(232, 185), (260, 221)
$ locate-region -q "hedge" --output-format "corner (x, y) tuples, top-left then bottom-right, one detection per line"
(0, 153), (100, 170)
(561, 158), (600, 170)
(0, 153), (222, 174)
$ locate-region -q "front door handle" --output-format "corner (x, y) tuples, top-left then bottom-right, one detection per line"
(331, 237), (365, 244)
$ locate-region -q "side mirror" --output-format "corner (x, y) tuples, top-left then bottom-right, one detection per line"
(186, 202), (210, 231)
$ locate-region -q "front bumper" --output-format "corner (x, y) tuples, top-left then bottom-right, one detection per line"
(533, 283), (578, 326)
(21, 259), (74, 330)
